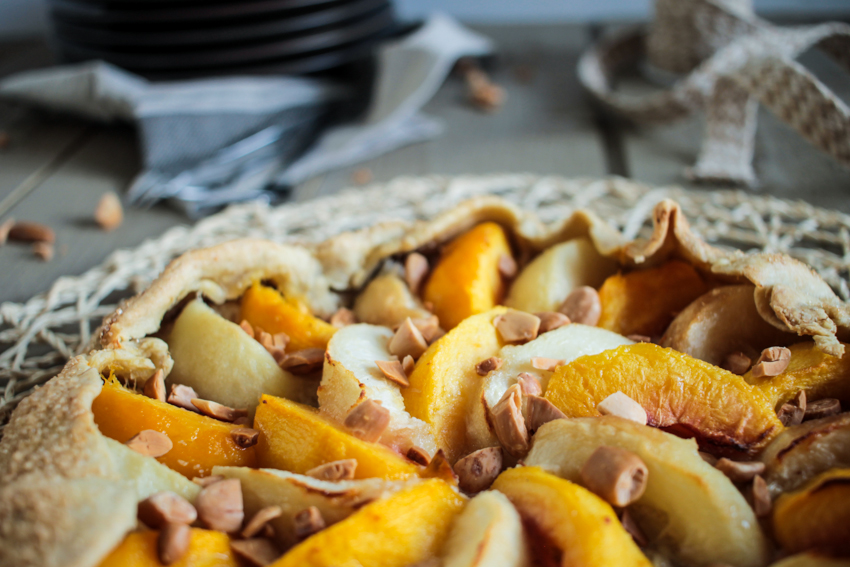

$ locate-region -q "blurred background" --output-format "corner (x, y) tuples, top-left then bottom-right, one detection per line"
(0, 0), (849, 304)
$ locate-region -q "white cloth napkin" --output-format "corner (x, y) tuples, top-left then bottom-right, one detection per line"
(0, 14), (492, 217)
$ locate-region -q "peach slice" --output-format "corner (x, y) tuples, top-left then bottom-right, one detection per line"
(441, 490), (528, 567)
(745, 341), (850, 409)
(240, 282), (337, 351)
(505, 237), (618, 314)
(214, 466), (413, 550)
(660, 285), (795, 366)
(354, 272), (431, 328)
(760, 413), (850, 497)
(98, 528), (237, 567)
(525, 418), (769, 567)
(544, 343), (783, 456)
(423, 222), (513, 330)
(167, 299), (309, 415)
(92, 378), (256, 478)
(103, 437), (200, 502)
(319, 323), (436, 455)
(492, 466), (651, 567)
(597, 260), (710, 337)
(254, 394), (419, 480)
(773, 468), (850, 556)
(271, 479), (465, 567)
(403, 308), (507, 463)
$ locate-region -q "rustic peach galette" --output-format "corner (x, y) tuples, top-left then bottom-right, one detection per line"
(3, 197), (850, 567)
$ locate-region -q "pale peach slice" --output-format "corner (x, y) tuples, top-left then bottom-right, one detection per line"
(544, 343), (783, 456)
(354, 272), (431, 328)
(525, 418), (769, 567)
(319, 323), (436, 455)
(505, 237), (617, 314)
(760, 413), (850, 497)
(103, 437), (200, 502)
(167, 299), (309, 415)
(271, 479), (465, 567)
(441, 491), (529, 567)
(492, 466), (651, 567)
(403, 308), (507, 462)
(773, 468), (850, 556)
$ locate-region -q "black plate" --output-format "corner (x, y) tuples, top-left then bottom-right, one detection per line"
(48, 0), (345, 25)
(52, 0), (388, 48)
(54, 5), (394, 70)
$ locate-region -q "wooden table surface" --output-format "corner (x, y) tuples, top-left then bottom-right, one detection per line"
(1, 24), (849, 304)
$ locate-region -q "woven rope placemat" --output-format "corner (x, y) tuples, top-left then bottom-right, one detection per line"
(2, 174), (850, 427)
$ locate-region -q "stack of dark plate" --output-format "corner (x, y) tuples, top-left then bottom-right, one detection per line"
(46, 0), (398, 79)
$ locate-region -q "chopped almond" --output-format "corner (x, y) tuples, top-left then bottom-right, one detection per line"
(597, 391), (647, 425)
(715, 458), (765, 483)
(804, 398), (841, 420)
(794, 390), (807, 412)
(231, 427), (260, 449)
(375, 360), (409, 387)
(517, 372), (542, 397)
(158, 522), (191, 566)
(626, 334), (653, 344)
(239, 320), (255, 338)
(294, 506), (326, 540)
(32, 242), (53, 261)
(138, 491), (197, 528)
(531, 357), (565, 371)
(329, 307), (357, 328)
(242, 505), (283, 538)
(490, 385), (529, 458)
(94, 191), (123, 231)
(722, 351), (752, 375)
(580, 446), (648, 507)
(230, 539), (281, 567)
(421, 449), (458, 483)
(125, 429), (172, 457)
(192, 475), (223, 487)
(305, 459), (358, 481)
(388, 318), (429, 360)
(406, 446), (431, 466)
(9, 221), (55, 243)
(498, 253), (517, 278)
(535, 311), (570, 333)
(526, 395), (567, 432)
(495, 311), (540, 344)
(196, 478), (243, 533)
(475, 356), (503, 376)
(752, 474), (772, 517)
(192, 398), (248, 423)
(558, 286), (601, 326)
(402, 355), (415, 376)
(777, 403), (804, 427)
(167, 384), (201, 412)
(279, 348), (324, 375)
(405, 252), (430, 294)
(750, 346), (791, 378)
(344, 399), (390, 443)
(409, 315), (444, 343)
(453, 447), (502, 494)
(258, 331), (288, 362)
(143, 369), (166, 402)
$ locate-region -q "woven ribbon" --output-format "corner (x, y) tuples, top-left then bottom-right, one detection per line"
(578, 0), (850, 185)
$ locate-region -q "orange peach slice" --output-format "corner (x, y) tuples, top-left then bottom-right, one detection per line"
(773, 468), (850, 556)
(254, 394), (419, 480)
(92, 378), (256, 478)
(403, 308), (507, 463)
(423, 222), (513, 330)
(241, 282), (337, 351)
(98, 528), (237, 567)
(544, 343), (783, 456)
(597, 260), (709, 337)
(271, 479), (465, 567)
(492, 466), (651, 567)
(745, 341), (850, 409)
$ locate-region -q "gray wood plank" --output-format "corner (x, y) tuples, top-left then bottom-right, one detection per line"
(621, 48), (850, 212)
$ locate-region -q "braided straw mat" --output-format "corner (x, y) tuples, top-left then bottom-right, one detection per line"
(2, 174), (850, 430)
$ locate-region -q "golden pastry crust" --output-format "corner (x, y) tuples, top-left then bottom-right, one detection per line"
(2, 196), (849, 567)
